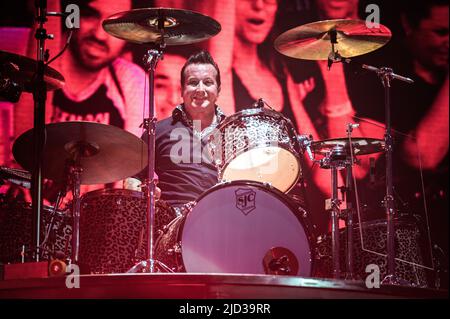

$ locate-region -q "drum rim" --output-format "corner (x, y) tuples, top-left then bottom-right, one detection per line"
(178, 180), (316, 275)
(216, 107), (294, 131)
(81, 188), (144, 200)
(1, 199), (69, 217)
(154, 214), (186, 272)
(217, 144), (302, 193)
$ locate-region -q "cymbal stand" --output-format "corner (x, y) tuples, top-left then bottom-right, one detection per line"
(69, 164), (82, 264)
(64, 143), (91, 264)
(128, 14), (171, 273)
(327, 28), (351, 71)
(342, 124), (358, 280)
(30, 0), (53, 262)
(362, 64), (414, 285)
(39, 188), (66, 252)
(320, 145), (348, 279)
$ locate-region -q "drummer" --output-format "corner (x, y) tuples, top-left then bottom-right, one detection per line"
(135, 50), (225, 213)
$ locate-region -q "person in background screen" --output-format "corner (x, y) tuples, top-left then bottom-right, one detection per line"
(392, 0), (449, 280)
(154, 53), (187, 120)
(12, 0), (147, 202)
(398, 0), (449, 170)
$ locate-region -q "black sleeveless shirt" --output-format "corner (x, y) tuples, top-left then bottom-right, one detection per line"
(232, 68), (298, 130)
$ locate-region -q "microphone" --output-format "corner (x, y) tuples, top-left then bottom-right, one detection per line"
(253, 98), (265, 108)
(346, 123), (360, 133)
(362, 64), (414, 84)
(297, 134), (314, 161)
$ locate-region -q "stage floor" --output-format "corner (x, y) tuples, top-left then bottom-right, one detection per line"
(0, 273), (447, 299)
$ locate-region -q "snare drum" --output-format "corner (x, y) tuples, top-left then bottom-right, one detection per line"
(155, 181), (313, 275)
(79, 189), (176, 274)
(208, 108), (302, 193)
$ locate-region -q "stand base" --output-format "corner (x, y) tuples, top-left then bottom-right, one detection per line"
(127, 259), (173, 273)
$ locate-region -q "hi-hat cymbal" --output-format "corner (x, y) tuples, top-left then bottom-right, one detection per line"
(0, 166), (31, 188)
(12, 122), (148, 185)
(0, 50), (65, 91)
(274, 19), (391, 60)
(102, 7), (221, 45)
(311, 137), (385, 156)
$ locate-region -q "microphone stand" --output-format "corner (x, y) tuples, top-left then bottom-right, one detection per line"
(362, 64), (413, 285)
(322, 32), (414, 283)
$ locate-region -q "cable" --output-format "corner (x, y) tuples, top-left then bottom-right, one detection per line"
(45, 30), (73, 66)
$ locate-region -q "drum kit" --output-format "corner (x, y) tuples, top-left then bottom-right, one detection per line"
(1, 6), (434, 288)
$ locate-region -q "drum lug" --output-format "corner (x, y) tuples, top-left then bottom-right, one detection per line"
(161, 224), (170, 234)
(263, 182), (273, 189)
(167, 242), (181, 256)
(174, 242), (182, 254)
(300, 210), (307, 218)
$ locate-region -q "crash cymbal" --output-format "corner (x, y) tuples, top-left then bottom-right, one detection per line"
(0, 50), (65, 91)
(12, 122), (148, 185)
(311, 137), (385, 156)
(102, 7), (221, 45)
(274, 19), (391, 60)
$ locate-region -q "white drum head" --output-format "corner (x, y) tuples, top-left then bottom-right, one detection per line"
(222, 146), (300, 193)
(180, 182), (311, 275)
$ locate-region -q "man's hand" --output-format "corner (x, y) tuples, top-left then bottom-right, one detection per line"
(123, 177), (161, 200)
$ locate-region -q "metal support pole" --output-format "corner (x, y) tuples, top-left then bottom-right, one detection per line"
(362, 64), (414, 285)
(330, 166), (340, 279)
(71, 165), (82, 263)
(31, 0), (49, 262)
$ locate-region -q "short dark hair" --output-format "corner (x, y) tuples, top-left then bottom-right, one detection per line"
(401, 0), (449, 29)
(180, 50), (221, 89)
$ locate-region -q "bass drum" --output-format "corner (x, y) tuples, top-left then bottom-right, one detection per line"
(155, 181), (313, 276)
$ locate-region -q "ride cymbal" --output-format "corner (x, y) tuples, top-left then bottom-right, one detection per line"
(13, 122), (148, 185)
